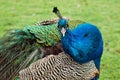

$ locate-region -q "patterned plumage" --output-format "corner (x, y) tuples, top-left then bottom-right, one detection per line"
(19, 52), (99, 80)
(53, 7), (103, 80)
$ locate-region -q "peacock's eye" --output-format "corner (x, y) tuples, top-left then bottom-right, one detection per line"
(64, 24), (68, 28)
(66, 24), (68, 28)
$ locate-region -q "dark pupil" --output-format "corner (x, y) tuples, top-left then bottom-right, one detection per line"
(64, 25), (68, 28)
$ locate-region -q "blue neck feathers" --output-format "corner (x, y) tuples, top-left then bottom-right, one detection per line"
(61, 28), (73, 56)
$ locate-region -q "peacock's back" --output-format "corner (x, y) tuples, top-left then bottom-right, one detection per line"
(19, 52), (99, 80)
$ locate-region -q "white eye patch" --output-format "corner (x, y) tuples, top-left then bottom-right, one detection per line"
(61, 27), (66, 37)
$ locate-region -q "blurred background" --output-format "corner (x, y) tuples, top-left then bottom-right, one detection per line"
(0, 0), (120, 80)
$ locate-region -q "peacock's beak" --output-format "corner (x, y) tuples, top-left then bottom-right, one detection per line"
(61, 27), (66, 37)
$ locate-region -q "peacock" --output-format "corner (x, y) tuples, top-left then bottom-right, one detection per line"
(0, 7), (100, 80)
(53, 7), (103, 80)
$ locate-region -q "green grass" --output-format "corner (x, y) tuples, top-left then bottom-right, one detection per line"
(0, 0), (120, 80)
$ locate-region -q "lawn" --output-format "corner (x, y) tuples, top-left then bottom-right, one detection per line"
(0, 0), (120, 80)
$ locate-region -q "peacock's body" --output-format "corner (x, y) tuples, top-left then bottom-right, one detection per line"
(0, 18), (92, 80)
(0, 7), (102, 80)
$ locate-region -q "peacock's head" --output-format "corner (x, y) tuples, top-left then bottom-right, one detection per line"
(52, 7), (69, 36)
(57, 18), (69, 36)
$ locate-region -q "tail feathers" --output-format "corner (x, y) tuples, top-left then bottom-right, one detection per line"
(0, 29), (40, 80)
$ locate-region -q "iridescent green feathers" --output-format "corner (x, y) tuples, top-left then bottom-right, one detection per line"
(27, 20), (84, 46)
(27, 24), (60, 46)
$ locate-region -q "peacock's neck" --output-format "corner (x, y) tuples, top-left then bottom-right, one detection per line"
(61, 28), (75, 55)
(62, 29), (74, 41)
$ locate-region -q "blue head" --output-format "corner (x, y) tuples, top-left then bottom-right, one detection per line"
(52, 7), (69, 37)
(57, 18), (69, 37)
